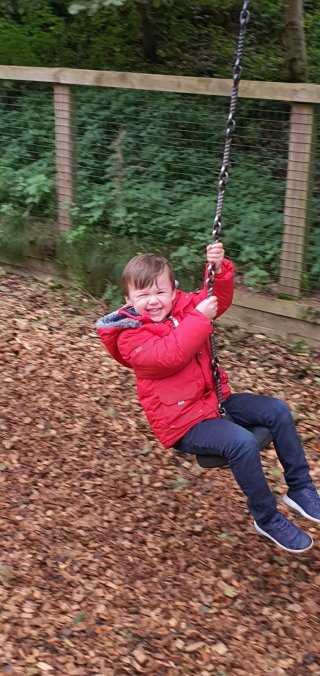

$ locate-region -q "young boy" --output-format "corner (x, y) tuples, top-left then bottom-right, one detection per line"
(97, 243), (320, 553)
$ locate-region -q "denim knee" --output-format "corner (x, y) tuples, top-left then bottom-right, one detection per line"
(266, 398), (292, 426)
(227, 430), (260, 465)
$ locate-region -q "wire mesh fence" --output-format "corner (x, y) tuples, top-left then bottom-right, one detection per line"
(310, 107), (320, 291)
(0, 82), (55, 219)
(0, 74), (319, 298)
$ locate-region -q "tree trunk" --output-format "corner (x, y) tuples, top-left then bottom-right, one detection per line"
(136, 2), (157, 63)
(284, 0), (307, 82)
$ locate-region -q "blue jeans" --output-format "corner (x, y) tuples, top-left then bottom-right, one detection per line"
(173, 393), (311, 525)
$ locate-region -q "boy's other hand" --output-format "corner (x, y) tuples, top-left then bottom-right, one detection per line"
(196, 296), (218, 320)
(207, 242), (224, 273)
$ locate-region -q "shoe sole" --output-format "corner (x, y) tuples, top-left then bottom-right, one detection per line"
(283, 494), (320, 523)
(253, 521), (313, 553)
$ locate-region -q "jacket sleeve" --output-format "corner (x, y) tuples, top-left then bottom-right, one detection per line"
(212, 258), (234, 318)
(188, 258), (234, 317)
(117, 310), (213, 379)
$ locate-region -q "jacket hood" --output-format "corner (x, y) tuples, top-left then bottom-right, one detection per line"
(96, 306), (142, 367)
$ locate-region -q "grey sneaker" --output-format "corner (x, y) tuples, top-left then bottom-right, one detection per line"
(283, 484), (320, 523)
(254, 512), (313, 553)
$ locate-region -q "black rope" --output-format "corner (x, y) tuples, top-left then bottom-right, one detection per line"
(206, 0), (250, 415)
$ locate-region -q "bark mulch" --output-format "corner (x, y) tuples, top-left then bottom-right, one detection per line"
(0, 271), (319, 676)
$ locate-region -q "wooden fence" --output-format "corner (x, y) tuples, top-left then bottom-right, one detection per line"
(0, 65), (319, 299)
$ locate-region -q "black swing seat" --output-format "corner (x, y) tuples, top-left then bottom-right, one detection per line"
(196, 421), (273, 469)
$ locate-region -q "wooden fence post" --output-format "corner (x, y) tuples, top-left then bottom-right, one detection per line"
(278, 102), (316, 298)
(54, 84), (75, 232)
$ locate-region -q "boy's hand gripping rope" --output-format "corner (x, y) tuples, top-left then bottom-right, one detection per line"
(206, 0), (250, 416)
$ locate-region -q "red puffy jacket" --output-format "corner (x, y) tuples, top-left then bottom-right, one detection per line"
(96, 259), (234, 447)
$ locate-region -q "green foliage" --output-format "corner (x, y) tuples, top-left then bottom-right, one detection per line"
(73, 610), (87, 624)
(0, 85), (55, 218)
(308, 168), (320, 285)
(0, 214), (56, 260)
(0, 1), (319, 299)
(0, 0), (320, 82)
(0, 86), (319, 296)
(57, 226), (148, 298)
(171, 476), (188, 491)
(0, 2), (72, 67)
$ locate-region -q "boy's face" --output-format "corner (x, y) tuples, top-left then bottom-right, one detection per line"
(125, 269), (176, 322)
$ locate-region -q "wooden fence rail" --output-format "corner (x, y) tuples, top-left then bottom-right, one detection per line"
(1, 65), (319, 298)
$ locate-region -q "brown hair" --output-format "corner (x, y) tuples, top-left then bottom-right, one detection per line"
(122, 253), (175, 297)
